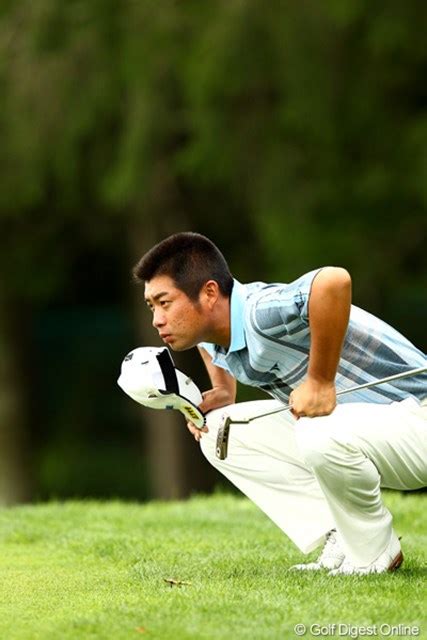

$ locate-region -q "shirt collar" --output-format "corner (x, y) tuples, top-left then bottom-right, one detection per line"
(225, 279), (246, 354)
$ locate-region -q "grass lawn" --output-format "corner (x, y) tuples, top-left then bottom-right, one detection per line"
(0, 491), (425, 640)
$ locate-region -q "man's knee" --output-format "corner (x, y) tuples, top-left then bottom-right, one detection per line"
(204, 407), (226, 431)
(200, 403), (244, 464)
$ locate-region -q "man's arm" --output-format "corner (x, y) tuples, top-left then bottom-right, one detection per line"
(290, 267), (352, 418)
(198, 346), (237, 411)
(186, 346), (237, 441)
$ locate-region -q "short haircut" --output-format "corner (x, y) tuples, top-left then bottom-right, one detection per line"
(133, 232), (234, 300)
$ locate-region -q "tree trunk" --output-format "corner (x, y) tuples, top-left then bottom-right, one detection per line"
(0, 295), (32, 504)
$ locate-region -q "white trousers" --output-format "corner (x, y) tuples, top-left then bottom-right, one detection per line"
(199, 398), (427, 566)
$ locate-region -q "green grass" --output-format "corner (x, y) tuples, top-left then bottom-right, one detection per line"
(0, 492), (425, 640)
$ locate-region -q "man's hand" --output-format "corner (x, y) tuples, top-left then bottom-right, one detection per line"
(289, 378), (337, 419)
(186, 420), (208, 442)
(187, 385), (235, 442)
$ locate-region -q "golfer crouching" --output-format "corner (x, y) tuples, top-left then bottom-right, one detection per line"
(124, 232), (427, 576)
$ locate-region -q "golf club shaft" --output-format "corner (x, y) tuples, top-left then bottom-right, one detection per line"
(215, 365), (426, 459)
(242, 365), (427, 423)
(336, 365), (427, 397)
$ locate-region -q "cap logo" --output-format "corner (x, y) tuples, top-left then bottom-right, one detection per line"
(184, 405), (199, 421)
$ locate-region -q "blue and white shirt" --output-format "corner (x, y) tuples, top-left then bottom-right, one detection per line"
(199, 270), (427, 404)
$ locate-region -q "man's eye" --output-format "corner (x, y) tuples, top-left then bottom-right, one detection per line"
(160, 300), (170, 307)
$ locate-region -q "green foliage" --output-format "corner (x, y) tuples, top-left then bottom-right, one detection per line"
(1, 0), (426, 311)
(0, 0), (123, 299)
(0, 1), (426, 500)
(176, 2), (427, 311)
(0, 493), (425, 639)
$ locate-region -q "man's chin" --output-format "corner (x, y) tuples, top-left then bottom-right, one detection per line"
(168, 340), (197, 352)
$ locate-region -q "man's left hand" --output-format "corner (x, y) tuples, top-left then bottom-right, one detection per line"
(289, 378), (337, 418)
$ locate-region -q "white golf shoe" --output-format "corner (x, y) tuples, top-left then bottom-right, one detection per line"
(290, 529), (345, 571)
(329, 532), (403, 576)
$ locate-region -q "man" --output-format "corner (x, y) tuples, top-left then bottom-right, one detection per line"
(135, 231), (427, 575)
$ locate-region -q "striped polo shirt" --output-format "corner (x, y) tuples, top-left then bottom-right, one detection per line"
(199, 270), (427, 404)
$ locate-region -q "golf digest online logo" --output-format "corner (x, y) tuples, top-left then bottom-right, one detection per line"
(293, 623), (420, 638)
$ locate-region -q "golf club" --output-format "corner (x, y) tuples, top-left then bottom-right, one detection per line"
(216, 365), (427, 459)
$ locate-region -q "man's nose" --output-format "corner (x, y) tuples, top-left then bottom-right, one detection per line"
(152, 309), (166, 328)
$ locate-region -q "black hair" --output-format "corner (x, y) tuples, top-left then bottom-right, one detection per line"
(133, 232), (233, 300)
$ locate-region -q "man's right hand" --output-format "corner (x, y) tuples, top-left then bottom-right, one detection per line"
(186, 385), (235, 442)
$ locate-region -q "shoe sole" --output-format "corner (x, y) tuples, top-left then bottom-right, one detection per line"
(388, 551), (403, 572)
(329, 550), (404, 576)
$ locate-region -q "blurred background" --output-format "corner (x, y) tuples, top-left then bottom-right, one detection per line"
(0, 0), (426, 506)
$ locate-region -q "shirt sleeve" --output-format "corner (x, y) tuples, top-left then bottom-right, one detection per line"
(250, 268), (324, 336)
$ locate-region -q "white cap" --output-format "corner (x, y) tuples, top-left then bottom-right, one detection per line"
(117, 346), (205, 428)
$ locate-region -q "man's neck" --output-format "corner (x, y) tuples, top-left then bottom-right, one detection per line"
(206, 296), (231, 349)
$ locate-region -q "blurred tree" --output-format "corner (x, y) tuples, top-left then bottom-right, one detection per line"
(0, 0), (223, 501)
(177, 0), (427, 340)
(0, 0), (425, 503)
(0, 0), (126, 502)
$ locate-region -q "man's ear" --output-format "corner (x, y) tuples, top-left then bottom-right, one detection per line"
(202, 280), (220, 308)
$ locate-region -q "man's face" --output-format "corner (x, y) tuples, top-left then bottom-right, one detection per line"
(144, 275), (210, 351)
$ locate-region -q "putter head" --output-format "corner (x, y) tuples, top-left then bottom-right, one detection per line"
(216, 414), (232, 460)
